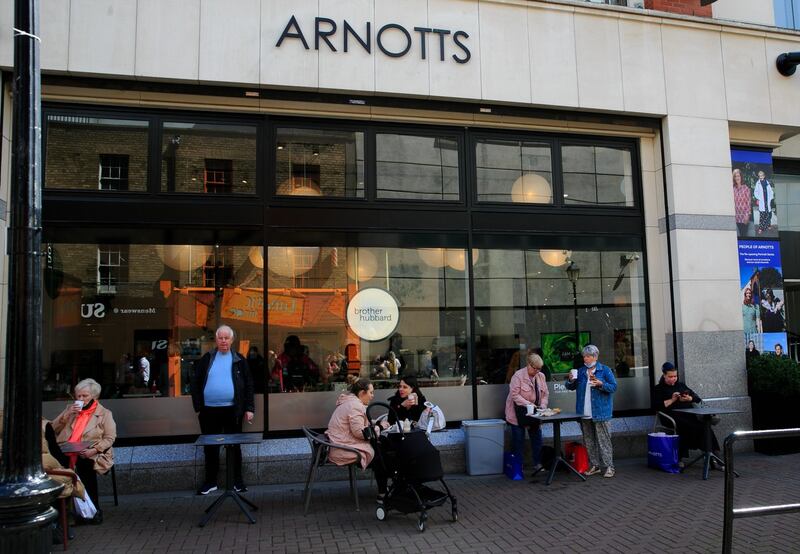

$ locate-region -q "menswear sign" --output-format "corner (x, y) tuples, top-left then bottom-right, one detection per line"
(276, 15), (471, 64)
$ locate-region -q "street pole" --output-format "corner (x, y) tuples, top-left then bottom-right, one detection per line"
(0, 0), (62, 551)
(566, 262), (581, 368)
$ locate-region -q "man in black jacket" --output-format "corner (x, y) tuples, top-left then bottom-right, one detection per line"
(191, 325), (254, 495)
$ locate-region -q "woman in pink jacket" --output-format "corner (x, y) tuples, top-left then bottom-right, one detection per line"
(326, 378), (388, 503)
(504, 353), (549, 475)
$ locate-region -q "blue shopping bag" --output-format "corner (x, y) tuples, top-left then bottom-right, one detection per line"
(647, 432), (680, 474)
(504, 452), (524, 480)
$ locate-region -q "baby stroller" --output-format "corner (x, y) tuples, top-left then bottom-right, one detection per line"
(366, 402), (458, 532)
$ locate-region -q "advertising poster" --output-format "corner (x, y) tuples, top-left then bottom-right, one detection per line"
(731, 149), (778, 239)
(541, 331), (591, 373)
(738, 240), (787, 356)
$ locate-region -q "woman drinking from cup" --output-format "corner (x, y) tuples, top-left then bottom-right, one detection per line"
(566, 345), (617, 478)
(505, 352), (549, 475)
(51, 378), (117, 524)
(388, 376), (426, 425)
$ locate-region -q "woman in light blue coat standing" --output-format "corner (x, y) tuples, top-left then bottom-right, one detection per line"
(565, 345), (617, 478)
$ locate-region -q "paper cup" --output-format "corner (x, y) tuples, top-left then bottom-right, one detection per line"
(73, 400), (84, 409)
(569, 369), (578, 380)
(526, 404), (535, 416)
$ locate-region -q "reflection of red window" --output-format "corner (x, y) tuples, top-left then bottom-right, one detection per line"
(204, 159), (232, 193)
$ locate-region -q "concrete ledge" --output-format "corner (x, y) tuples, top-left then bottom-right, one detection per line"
(100, 416), (661, 495)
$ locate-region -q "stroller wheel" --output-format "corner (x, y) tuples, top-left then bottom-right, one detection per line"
(375, 506), (386, 521)
(417, 513), (427, 532)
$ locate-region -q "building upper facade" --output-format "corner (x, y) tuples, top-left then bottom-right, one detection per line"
(0, 0), (797, 129)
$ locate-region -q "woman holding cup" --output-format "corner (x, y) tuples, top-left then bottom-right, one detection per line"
(51, 378), (117, 524)
(565, 345), (617, 478)
(387, 376), (426, 425)
(505, 352), (549, 475)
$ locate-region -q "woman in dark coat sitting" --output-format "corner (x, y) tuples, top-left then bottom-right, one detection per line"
(387, 376), (427, 425)
(653, 362), (720, 466)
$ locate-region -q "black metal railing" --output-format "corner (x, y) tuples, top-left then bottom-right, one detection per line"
(722, 428), (800, 553)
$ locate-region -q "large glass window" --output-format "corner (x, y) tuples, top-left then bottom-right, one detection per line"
(275, 127), (365, 198)
(42, 243), (264, 436)
(161, 122), (257, 194)
(775, 171), (800, 232)
(472, 246), (650, 417)
(266, 245), (472, 430)
(375, 133), (460, 200)
(562, 144), (634, 207)
(45, 115), (149, 191)
(475, 139), (553, 204)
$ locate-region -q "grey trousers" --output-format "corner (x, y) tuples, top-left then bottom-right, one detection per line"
(580, 419), (613, 468)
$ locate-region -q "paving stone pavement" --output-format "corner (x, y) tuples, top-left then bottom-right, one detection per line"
(67, 452), (800, 553)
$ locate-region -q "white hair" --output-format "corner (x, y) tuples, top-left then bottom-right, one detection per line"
(75, 378), (101, 399)
(216, 325), (235, 340)
(582, 344), (600, 358)
(526, 352), (544, 368)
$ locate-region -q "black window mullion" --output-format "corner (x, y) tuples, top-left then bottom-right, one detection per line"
(149, 113), (163, 194)
(365, 127), (377, 202)
(552, 137), (564, 208)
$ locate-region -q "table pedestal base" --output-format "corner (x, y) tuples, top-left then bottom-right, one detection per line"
(542, 421), (587, 486)
(198, 445), (258, 527)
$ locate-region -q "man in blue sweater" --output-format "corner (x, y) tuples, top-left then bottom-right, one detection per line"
(191, 325), (255, 495)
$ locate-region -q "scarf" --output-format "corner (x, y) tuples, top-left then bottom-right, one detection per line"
(68, 400), (98, 443)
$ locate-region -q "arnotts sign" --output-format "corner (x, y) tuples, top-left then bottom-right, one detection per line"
(276, 15), (471, 64)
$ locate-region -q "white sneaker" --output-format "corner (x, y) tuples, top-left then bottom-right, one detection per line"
(603, 466), (615, 478)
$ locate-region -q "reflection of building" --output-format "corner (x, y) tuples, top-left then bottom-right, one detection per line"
(1, 1), (799, 439)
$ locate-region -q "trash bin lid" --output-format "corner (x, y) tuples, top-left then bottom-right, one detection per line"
(462, 419), (506, 427)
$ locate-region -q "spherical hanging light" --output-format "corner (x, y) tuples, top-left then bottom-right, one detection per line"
(511, 173), (552, 203)
(267, 246), (320, 277)
(539, 249), (571, 268)
(157, 245), (212, 271)
(248, 246), (264, 269)
(445, 249), (480, 271)
(418, 248), (446, 268)
(279, 176), (322, 197)
(346, 248), (378, 281)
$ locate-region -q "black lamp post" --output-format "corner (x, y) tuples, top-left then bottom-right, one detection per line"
(0, 0), (63, 552)
(566, 261), (581, 366)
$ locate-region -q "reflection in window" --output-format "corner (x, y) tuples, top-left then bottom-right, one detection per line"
(266, 245), (473, 430)
(98, 154), (130, 191)
(42, 244), (263, 406)
(97, 246), (126, 295)
(376, 134), (460, 200)
(275, 128), (365, 198)
(562, 145), (634, 207)
(774, 172), (800, 232)
(45, 115), (149, 191)
(161, 122), (256, 194)
(475, 139), (553, 204)
(472, 247), (649, 411)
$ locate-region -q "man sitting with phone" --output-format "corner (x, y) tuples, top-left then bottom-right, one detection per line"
(653, 362), (720, 469)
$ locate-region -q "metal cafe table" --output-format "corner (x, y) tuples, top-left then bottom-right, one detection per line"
(194, 432), (261, 527)
(672, 407), (742, 480)
(531, 412), (587, 486)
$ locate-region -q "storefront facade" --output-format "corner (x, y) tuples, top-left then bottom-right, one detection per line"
(0, 0), (798, 439)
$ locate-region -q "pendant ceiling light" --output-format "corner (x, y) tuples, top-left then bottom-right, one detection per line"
(539, 249), (571, 268)
(157, 245), (212, 271)
(510, 173), (552, 204)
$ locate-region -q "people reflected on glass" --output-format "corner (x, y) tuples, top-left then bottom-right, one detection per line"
(653, 362), (720, 468)
(505, 353), (549, 476)
(278, 335), (320, 392)
(388, 376), (427, 425)
(566, 345), (617, 478)
(51, 378), (116, 524)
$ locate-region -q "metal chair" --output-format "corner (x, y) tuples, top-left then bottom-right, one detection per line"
(653, 411), (677, 435)
(301, 427), (363, 515)
(105, 465), (118, 506)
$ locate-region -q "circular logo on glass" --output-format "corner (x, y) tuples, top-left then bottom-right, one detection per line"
(346, 288), (400, 342)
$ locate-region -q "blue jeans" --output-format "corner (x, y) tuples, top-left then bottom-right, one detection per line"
(510, 422), (543, 466)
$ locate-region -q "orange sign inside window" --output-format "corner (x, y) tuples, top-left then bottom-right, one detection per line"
(222, 289), (264, 324)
